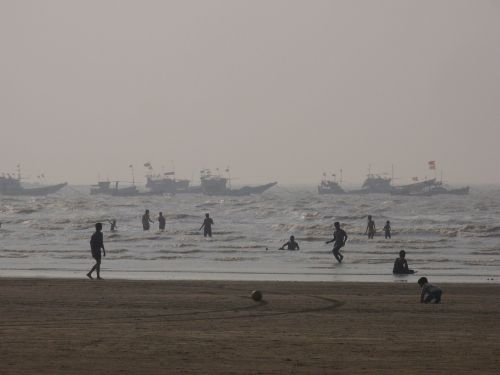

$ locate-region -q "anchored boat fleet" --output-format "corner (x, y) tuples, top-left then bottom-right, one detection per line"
(1, 164), (468, 197)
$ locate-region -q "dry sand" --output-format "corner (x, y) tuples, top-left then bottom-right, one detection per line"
(0, 278), (499, 374)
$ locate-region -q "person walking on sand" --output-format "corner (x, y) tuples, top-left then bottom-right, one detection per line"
(87, 222), (106, 280)
(158, 212), (166, 231)
(365, 215), (376, 239)
(383, 220), (391, 239)
(326, 222), (348, 263)
(279, 235), (300, 250)
(142, 209), (154, 231)
(199, 213), (214, 237)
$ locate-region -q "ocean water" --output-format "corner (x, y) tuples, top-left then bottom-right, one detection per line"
(1, 186), (500, 283)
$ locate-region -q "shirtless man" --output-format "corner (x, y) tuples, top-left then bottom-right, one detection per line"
(142, 209), (154, 231)
(199, 213), (214, 237)
(326, 222), (348, 263)
(279, 235), (300, 250)
(365, 215), (376, 239)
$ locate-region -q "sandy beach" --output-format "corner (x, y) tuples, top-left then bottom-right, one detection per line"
(0, 278), (499, 374)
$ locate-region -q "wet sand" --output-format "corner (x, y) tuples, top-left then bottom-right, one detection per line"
(0, 278), (499, 374)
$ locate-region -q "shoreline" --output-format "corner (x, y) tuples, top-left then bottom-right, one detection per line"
(1, 278), (499, 374)
(1, 269), (499, 284)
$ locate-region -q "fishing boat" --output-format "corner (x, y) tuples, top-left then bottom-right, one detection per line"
(200, 169), (277, 196)
(391, 178), (469, 196)
(90, 181), (140, 196)
(318, 172), (345, 194)
(391, 178), (437, 195)
(349, 173), (392, 194)
(0, 169), (66, 196)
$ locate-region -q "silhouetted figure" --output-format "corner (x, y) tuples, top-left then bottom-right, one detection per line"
(108, 219), (117, 232)
(87, 223), (106, 280)
(279, 235), (300, 250)
(365, 215), (376, 239)
(326, 222), (348, 263)
(142, 209), (153, 231)
(393, 250), (415, 274)
(383, 220), (391, 239)
(199, 213), (214, 237)
(158, 212), (166, 231)
(418, 277), (442, 304)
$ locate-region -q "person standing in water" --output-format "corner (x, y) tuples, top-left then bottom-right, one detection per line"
(142, 209), (154, 231)
(158, 212), (166, 231)
(108, 219), (117, 232)
(199, 213), (214, 237)
(326, 222), (348, 263)
(383, 220), (391, 239)
(365, 215), (376, 239)
(279, 235), (300, 250)
(87, 223), (106, 280)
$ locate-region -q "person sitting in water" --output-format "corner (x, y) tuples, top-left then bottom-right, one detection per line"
(279, 235), (300, 250)
(393, 250), (415, 274)
(418, 277), (442, 304)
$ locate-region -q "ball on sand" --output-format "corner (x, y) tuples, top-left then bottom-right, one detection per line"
(251, 290), (263, 301)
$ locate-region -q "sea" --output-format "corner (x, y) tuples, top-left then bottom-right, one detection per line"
(1, 185), (500, 283)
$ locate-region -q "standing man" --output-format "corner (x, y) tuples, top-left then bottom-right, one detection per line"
(200, 213), (214, 237)
(365, 215), (376, 239)
(326, 222), (348, 263)
(142, 209), (154, 231)
(87, 223), (106, 280)
(158, 212), (166, 231)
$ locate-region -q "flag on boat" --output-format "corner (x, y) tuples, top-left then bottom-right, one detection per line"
(428, 161), (436, 170)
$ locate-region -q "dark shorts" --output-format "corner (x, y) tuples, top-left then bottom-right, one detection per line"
(91, 250), (101, 263)
(332, 243), (344, 253)
(204, 228), (212, 237)
(424, 290), (442, 303)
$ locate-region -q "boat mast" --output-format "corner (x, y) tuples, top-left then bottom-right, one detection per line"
(129, 164), (135, 185)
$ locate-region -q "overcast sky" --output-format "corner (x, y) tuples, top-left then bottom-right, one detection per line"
(1, 0), (499, 186)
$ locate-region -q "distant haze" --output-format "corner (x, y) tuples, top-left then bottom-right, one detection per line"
(1, 1), (499, 185)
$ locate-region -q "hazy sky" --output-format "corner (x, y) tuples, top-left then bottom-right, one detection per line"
(1, 1), (499, 185)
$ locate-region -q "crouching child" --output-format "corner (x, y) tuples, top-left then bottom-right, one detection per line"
(418, 277), (442, 304)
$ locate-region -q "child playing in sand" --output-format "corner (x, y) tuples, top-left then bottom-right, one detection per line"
(418, 277), (442, 303)
(87, 223), (106, 280)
